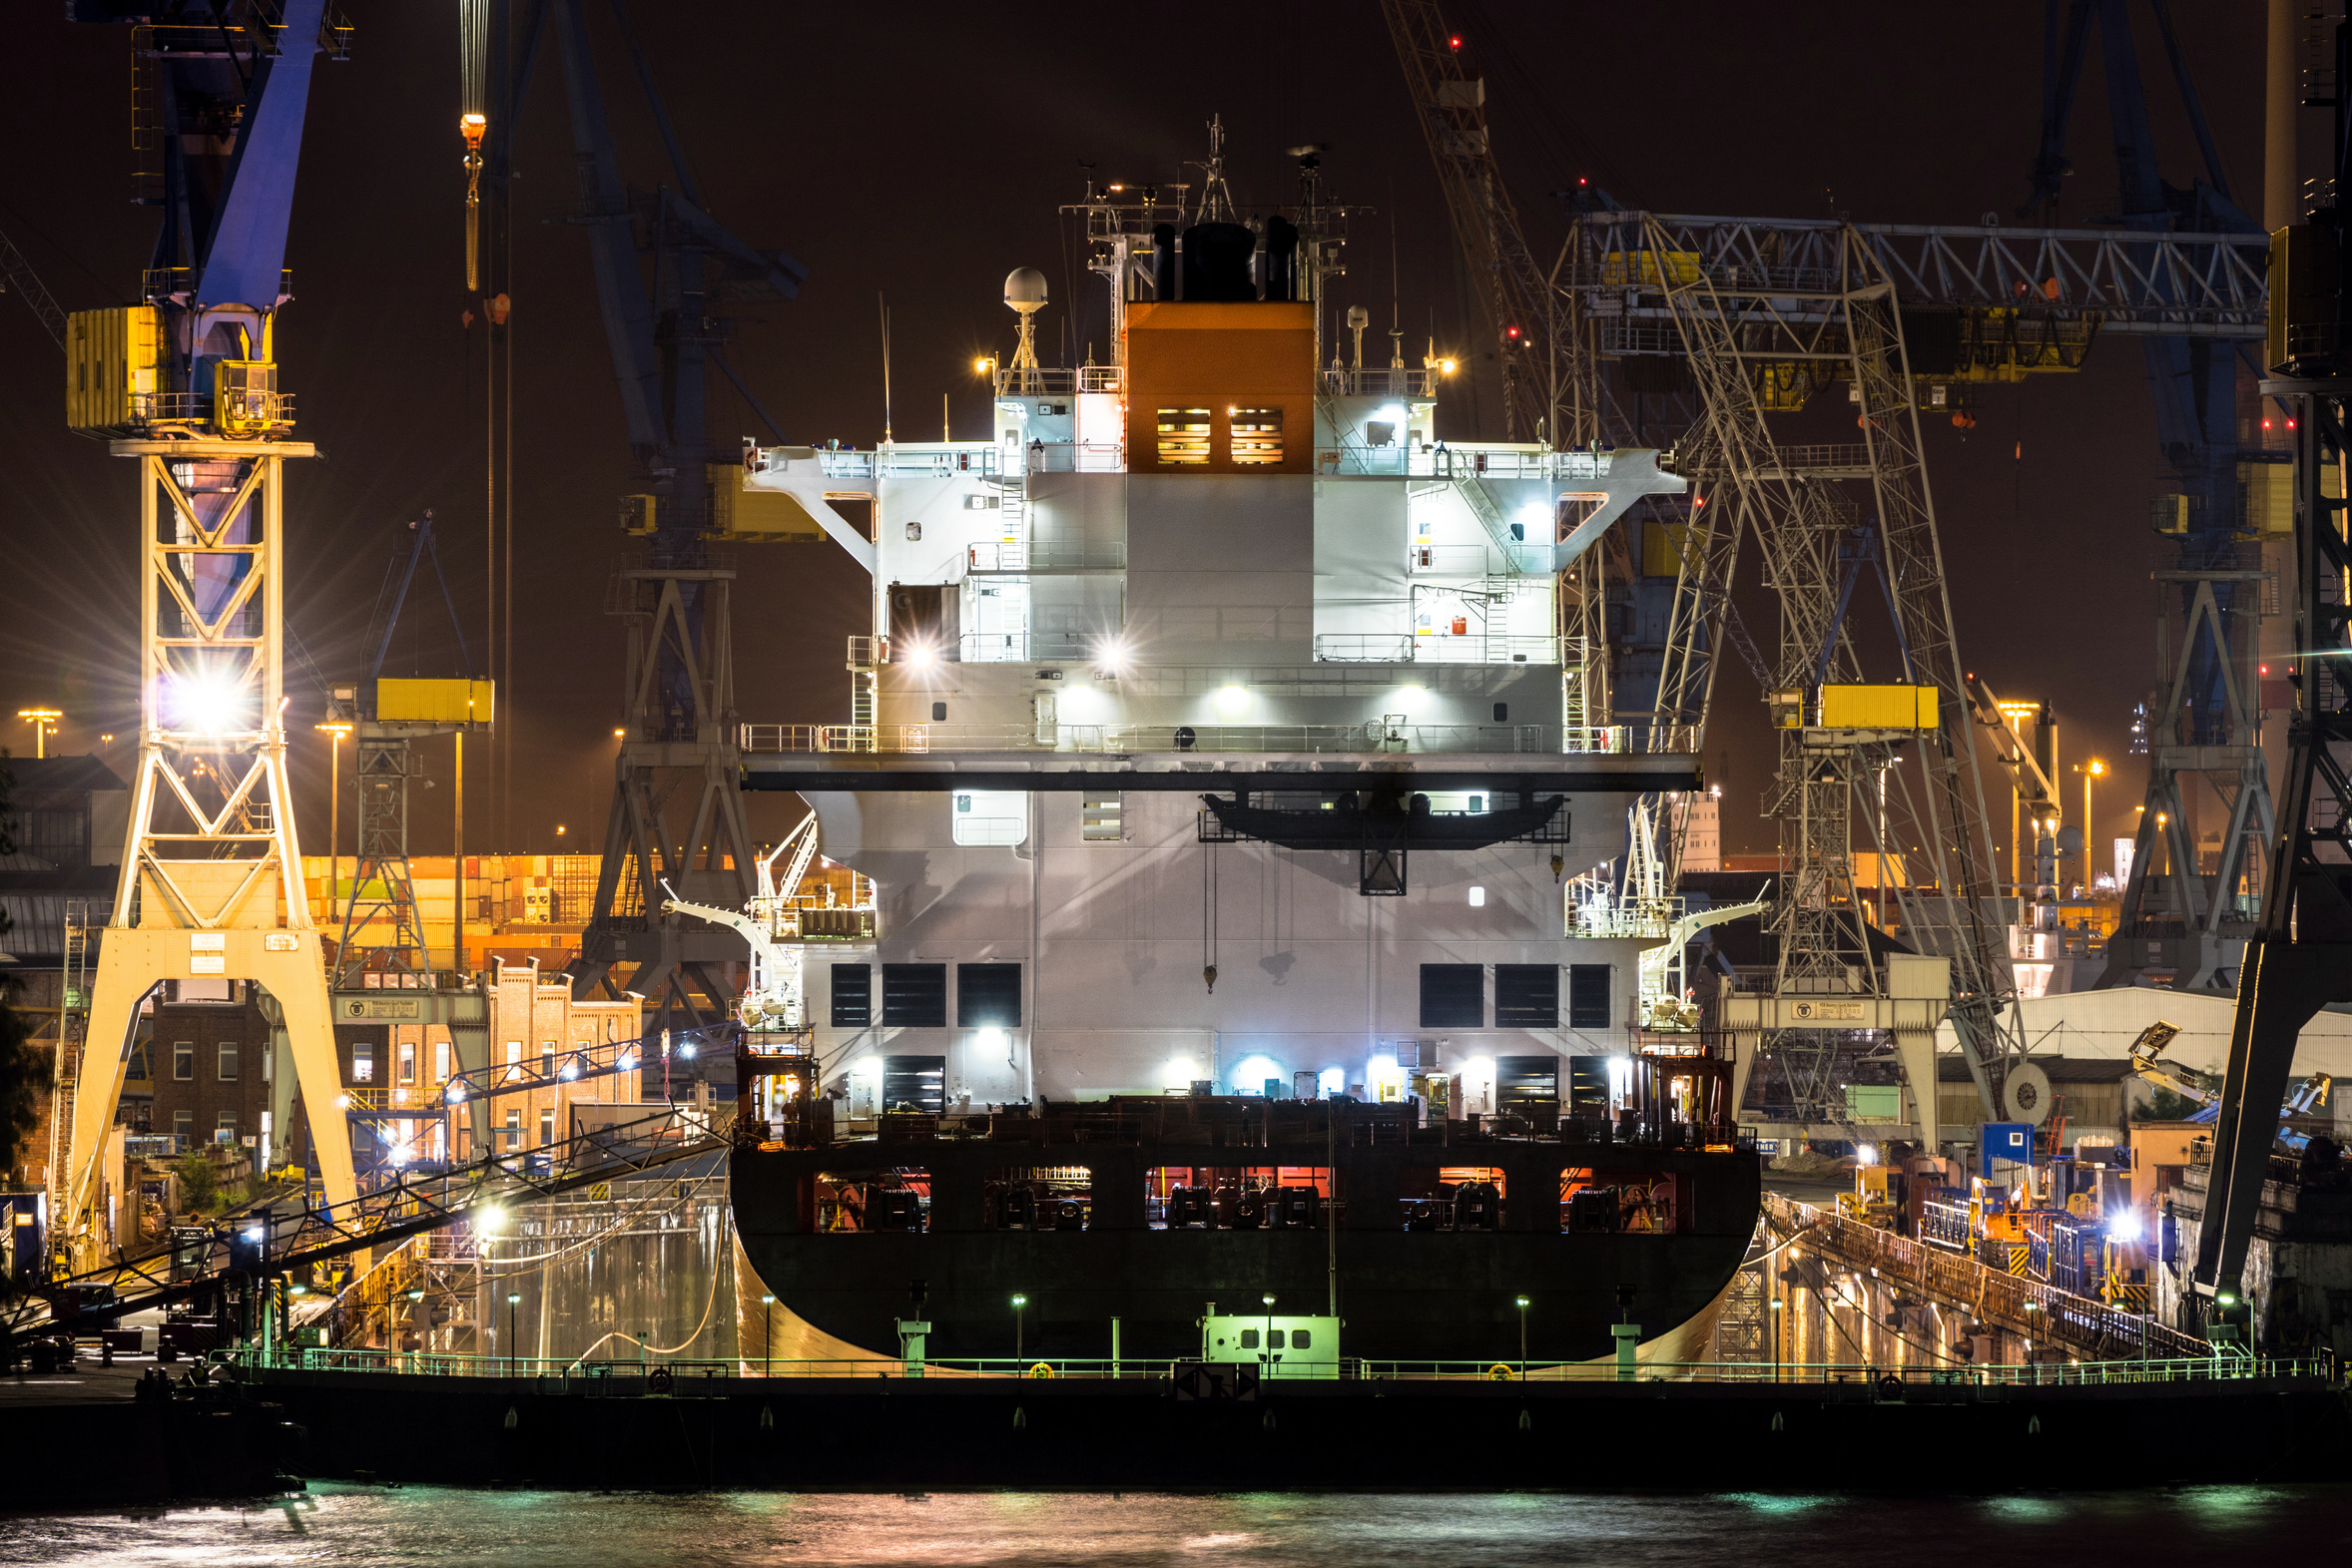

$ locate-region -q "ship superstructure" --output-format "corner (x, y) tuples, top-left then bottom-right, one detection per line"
(725, 139), (1756, 1364)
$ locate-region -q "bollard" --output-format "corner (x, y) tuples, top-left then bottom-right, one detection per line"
(1611, 1322), (1639, 1382)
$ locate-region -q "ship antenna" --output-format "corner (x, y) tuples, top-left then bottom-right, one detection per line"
(1190, 114), (1236, 226)
(878, 292), (893, 446)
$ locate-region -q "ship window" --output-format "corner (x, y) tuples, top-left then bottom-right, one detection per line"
(1239, 1328), (1260, 1348)
(1291, 1328), (1311, 1348)
(882, 964), (947, 1028)
(1230, 406), (1284, 465)
(1081, 793), (1123, 841)
(882, 1054), (945, 1114)
(957, 963), (1023, 1027)
(1495, 965), (1559, 1028)
(1419, 964), (1483, 1028)
(1497, 1054), (1559, 1109)
(832, 964), (873, 1028)
(1155, 407), (1212, 465)
(1567, 964), (1612, 1030)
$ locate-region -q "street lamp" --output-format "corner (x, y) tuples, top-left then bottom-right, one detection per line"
(315, 719), (351, 885)
(1770, 1296), (1785, 1380)
(761, 1293), (776, 1377)
(1262, 1293), (1276, 1377)
(1515, 1295), (1530, 1379)
(1011, 1293), (1027, 1362)
(16, 708), (61, 759)
(2081, 759), (2105, 886)
(506, 1292), (523, 1376)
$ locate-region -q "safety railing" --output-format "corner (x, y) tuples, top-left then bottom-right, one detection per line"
(1320, 366), (1438, 397)
(1313, 633), (1563, 667)
(220, 1344), (2333, 1386)
(1019, 441), (1127, 474)
(988, 366), (1124, 395)
(742, 722), (1563, 756)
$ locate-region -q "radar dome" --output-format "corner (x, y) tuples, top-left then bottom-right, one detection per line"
(1003, 267), (1049, 313)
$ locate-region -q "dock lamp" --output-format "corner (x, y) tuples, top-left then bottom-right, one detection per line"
(1263, 1293), (1276, 1375)
(761, 1294), (776, 1377)
(17, 708), (61, 759)
(1011, 1294), (1027, 1361)
(1769, 1297), (1785, 1379)
(1516, 1295), (1530, 1379)
(506, 1293), (522, 1376)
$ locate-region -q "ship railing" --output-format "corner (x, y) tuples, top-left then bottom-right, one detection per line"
(1312, 632), (1563, 668)
(222, 1346), (2334, 1386)
(742, 721), (1563, 756)
(1320, 366), (1437, 397)
(805, 444), (1001, 480)
(988, 366), (1124, 396)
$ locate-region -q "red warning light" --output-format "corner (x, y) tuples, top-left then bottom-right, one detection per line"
(2289, 418), (2299, 428)
(1579, 177), (1589, 186)
(2263, 418), (2273, 429)
(1505, 325), (1520, 338)
(2260, 664), (2270, 676)
(1449, 34), (1461, 48)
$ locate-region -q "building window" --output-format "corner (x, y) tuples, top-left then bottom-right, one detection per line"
(399, 1039), (416, 1084)
(218, 1042), (239, 1081)
(541, 1043), (557, 1080)
(1567, 964), (1612, 1030)
(882, 964), (948, 1028)
(173, 1110), (193, 1140)
(1155, 406), (1213, 465)
(434, 1041), (450, 1082)
(503, 1110), (521, 1150)
(1230, 406), (1284, 465)
(1420, 964), (1484, 1028)
(216, 1111), (238, 1143)
(540, 1109), (555, 1148)
(173, 1041), (194, 1081)
(1495, 965), (1559, 1028)
(1081, 793), (1123, 841)
(504, 1041), (522, 1082)
(882, 1055), (946, 1115)
(832, 964), (873, 1028)
(351, 1041), (374, 1082)
(957, 963), (1023, 1027)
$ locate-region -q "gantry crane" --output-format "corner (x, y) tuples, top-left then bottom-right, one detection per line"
(463, 1), (809, 1047)
(58, 1), (356, 1274)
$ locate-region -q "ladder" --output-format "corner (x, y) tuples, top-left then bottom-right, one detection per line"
(45, 903), (93, 1276)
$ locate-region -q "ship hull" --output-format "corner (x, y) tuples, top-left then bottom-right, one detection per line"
(733, 1133), (1761, 1365)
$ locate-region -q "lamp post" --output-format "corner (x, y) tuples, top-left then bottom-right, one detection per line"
(1515, 1295), (1530, 1379)
(506, 1292), (521, 1376)
(315, 720), (350, 896)
(16, 708), (61, 759)
(761, 1293), (775, 1377)
(1011, 1293), (1027, 1363)
(1770, 1295), (1785, 1380)
(1262, 1293), (1276, 1377)
(2081, 759), (2105, 887)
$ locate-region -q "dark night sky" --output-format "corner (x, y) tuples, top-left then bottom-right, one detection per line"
(0, 3), (2277, 869)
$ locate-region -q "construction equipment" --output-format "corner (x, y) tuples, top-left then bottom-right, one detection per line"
(2124, 1019), (2334, 1153)
(324, 512), (492, 984)
(468, 1), (808, 1044)
(0, 224), (67, 349)
(2025, 4), (2283, 994)
(58, 2), (356, 1276)
(657, 813), (823, 1034)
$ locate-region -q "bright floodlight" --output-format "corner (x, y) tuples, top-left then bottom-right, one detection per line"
(167, 669), (247, 736)
(446, 1081), (466, 1103)
(903, 641), (936, 670)
(475, 1207), (505, 1238)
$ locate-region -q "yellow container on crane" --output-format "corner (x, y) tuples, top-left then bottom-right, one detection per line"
(64, 305), (163, 434)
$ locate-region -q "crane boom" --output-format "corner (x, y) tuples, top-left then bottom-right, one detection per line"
(0, 226), (66, 350)
(1381, 0), (1553, 442)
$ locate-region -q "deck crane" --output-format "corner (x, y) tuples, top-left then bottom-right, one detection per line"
(469, 0), (809, 1045)
(58, 1), (357, 1275)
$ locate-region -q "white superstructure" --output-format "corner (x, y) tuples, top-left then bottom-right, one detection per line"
(735, 172), (1704, 1122)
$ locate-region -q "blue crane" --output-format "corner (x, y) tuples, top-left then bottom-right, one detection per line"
(2020, 0), (2277, 991)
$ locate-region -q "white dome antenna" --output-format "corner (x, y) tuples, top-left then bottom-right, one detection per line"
(1003, 267), (1048, 391)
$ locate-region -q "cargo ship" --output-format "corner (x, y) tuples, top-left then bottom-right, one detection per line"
(720, 138), (1760, 1365)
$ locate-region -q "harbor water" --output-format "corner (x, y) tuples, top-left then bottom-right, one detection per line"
(2, 1485), (2346, 1565)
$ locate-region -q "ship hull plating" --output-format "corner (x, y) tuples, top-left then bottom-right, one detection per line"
(733, 1135), (1760, 1364)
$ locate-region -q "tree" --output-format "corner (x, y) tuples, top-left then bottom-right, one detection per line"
(0, 756), (40, 1184)
(175, 1153), (218, 1213)
(2133, 1085), (2201, 1123)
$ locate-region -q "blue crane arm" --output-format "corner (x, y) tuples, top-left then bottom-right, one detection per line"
(195, 0), (328, 310)
(553, 0), (666, 454)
